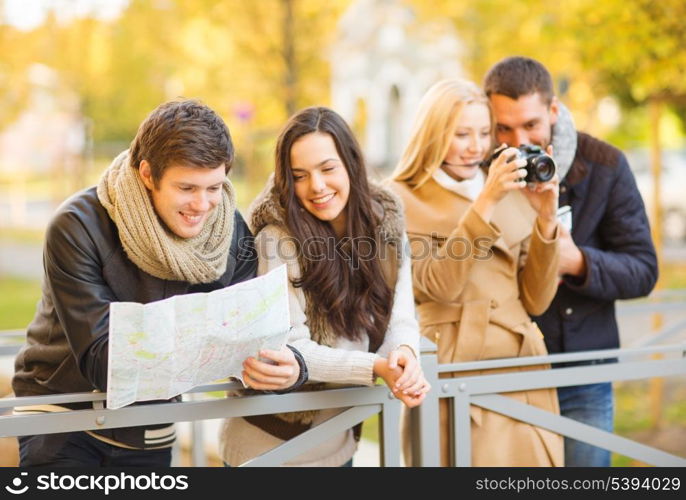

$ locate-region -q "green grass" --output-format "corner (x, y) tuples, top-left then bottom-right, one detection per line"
(0, 277), (41, 330)
(611, 378), (686, 466)
(361, 413), (379, 443)
(661, 261), (686, 289)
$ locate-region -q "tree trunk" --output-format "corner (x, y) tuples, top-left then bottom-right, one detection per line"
(282, 0), (297, 117)
(648, 96), (664, 430)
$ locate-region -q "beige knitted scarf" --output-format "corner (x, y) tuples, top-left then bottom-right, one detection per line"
(97, 150), (235, 284)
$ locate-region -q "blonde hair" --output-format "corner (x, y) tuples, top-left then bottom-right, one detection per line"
(392, 78), (492, 188)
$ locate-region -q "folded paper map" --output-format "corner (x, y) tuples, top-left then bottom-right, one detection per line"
(106, 265), (290, 409)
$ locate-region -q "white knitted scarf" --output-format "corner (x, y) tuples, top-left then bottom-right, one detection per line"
(432, 166), (485, 201)
(96, 150), (235, 284)
(551, 102), (578, 181)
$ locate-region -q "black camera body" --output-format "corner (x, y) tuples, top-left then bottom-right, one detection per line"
(482, 144), (556, 183)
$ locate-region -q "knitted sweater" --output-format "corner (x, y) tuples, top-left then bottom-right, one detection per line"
(219, 182), (420, 467)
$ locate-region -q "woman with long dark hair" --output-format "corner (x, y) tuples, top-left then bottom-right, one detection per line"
(219, 106), (429, 467)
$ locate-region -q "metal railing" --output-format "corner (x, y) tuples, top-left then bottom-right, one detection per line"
(0, 294), (685, 467)
(411, 342), (686, 467)
(0, 376), (403, 467)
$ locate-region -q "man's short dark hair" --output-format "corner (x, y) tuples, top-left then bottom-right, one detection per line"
(129, 99), (233, 184)
(483, 56), (554, 105)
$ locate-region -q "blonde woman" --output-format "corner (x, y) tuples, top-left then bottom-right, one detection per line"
(390, 79), (563, 466)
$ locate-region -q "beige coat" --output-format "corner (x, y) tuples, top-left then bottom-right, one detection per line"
(391, 177), (564, 467)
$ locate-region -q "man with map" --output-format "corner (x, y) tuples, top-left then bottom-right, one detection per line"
(12, 99), (307, 467)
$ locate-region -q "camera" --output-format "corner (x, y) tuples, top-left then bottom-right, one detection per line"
(481, 144), (556, 183)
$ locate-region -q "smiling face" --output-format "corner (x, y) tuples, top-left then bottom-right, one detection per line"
(441, 102), (492, 181)
(139, 161), (226, 239)
(290, 132), (351, 237)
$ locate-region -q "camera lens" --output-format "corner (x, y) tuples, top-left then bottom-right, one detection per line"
(532, 155), (556, 182)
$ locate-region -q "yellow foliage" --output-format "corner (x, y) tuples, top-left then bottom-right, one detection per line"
(1, 0), (684, 170)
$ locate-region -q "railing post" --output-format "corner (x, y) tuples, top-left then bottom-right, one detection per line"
(414, 338), (440, 466)
(190, 419), (206, 467)
(380, 396), (401, 467)
(453, 382), (471, 467)
(171, 439), (181, 466)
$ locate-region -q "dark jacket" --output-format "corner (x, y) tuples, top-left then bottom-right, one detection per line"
(533, 132), (658, 353)
(12, 186), (259, 448)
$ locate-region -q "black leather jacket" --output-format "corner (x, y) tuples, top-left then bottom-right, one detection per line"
(12, 186), (271, 448)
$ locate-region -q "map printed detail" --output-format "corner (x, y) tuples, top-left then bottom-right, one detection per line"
(107, 265), (290, 409)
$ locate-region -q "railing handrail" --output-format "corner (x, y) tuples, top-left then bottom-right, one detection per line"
(0, 381), (247, 409)
(435, 343), (685, 373)
(3, 342), (682, 412)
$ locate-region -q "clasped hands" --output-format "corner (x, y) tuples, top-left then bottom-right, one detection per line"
(240, 344), (431, 409)
(374, 345), (431, 408)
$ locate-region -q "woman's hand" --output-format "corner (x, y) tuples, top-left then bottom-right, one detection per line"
(473, 145), (528, 222)
(388, 346), (430, 396)
(521, 175), (560, 239)
(242, 346), (300, 391)
(520, 145), (560, 239)
(374, 350), (431, 408)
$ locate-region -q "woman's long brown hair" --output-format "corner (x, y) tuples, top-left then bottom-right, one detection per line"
(274, 107), (392, 352)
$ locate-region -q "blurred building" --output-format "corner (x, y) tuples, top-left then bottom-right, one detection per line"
(330, 0), (463, 172)
(627, 148), (686, 243)
(0, 63), (87, 227)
